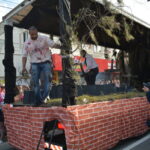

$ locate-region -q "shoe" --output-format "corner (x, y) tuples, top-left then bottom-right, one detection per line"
(43, 96), (50, 104)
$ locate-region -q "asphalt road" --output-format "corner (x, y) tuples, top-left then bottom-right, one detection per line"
(1, 132), (150, 150)
(131, 139), (150, 150)
(111, 131), (150, 150)
(0, 142), (17, 150)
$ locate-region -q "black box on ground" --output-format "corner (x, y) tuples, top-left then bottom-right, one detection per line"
(23, 90), (36, 105)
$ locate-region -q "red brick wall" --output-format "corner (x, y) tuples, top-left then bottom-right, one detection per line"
(3, 97), (150, 150)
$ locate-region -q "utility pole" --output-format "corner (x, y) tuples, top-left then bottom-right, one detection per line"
(59, 0), (76, 107)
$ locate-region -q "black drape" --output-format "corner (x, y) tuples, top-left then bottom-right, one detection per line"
(3, 25), (16, 104)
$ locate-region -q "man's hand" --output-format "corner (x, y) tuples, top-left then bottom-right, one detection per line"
(22, 68), (28, 75)
(53, 43), (61, 49)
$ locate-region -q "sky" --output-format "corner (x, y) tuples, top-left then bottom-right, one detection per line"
(112, 0), (150, 25)
(0, 0), (150, 25)
(0, 0), (23, 22)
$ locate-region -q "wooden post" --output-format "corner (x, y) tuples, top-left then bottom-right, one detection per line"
(59, 0), (76, 107)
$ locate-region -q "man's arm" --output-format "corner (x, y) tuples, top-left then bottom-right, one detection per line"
(22, 57), (27, 73)
(22, 41), (28, 74)
(47, 37), (61, 49)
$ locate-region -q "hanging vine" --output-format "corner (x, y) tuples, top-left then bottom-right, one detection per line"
(71, 0), (134, 48)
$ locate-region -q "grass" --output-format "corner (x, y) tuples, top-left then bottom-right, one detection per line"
(13, 91), (145, 107)
(45, 91), (145, 107)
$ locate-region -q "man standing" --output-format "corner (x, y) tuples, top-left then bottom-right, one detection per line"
(80, 50), (99, 85)
(22, 26), (60, 106)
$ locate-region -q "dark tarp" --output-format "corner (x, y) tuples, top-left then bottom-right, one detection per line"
(7, 0), (150, 51)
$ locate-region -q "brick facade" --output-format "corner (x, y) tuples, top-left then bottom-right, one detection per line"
(3, 97), (150, 150)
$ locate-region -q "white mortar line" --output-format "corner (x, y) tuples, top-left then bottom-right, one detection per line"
(123, 133), (150, 150)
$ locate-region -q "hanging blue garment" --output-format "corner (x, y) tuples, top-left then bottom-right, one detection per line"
(146, 91), (150, 102)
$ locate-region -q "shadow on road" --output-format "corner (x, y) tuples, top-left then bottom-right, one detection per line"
(0, 142), (18, 150)
(110, 131), (150, 150)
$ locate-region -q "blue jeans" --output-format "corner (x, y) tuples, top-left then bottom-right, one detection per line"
(31, 62), (52, 105)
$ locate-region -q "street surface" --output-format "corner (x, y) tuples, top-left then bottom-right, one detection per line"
(0, 132), (150, 150)
(111, 131), (150, 150)
(0, 142), (17, 150)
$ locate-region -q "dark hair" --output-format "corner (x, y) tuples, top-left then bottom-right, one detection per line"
(80, 49), (86, 54)
(29, 26), (38, 31)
